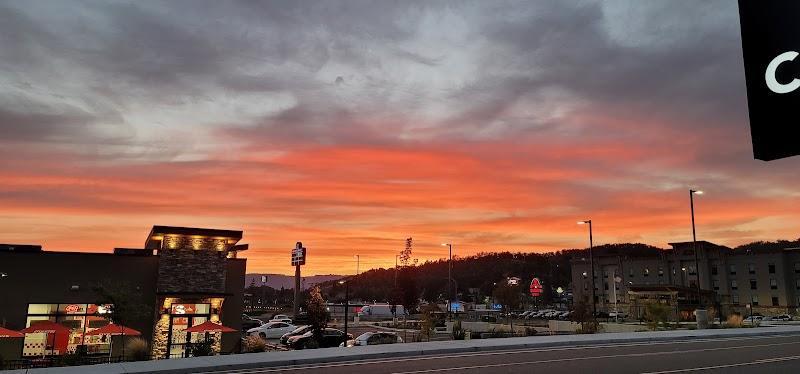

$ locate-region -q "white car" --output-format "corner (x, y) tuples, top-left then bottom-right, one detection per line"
(772, 314), (793, 321)
(271, 314), (291, 321)
(341, 332), (403, 347)
(247, 321), (297, 339)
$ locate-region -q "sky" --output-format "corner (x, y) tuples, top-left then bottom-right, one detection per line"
(1, 0), (798, 275)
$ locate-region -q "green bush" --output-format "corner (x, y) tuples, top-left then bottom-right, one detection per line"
(645, 303), (671, 331)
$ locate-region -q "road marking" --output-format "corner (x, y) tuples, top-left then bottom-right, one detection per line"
(197, 335), (800, 374)
(641, 354), (800, 373)
(389, 341), (800, 374)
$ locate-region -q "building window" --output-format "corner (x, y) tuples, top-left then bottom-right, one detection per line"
(711, 264), (718, 276)
(732, 294), (739, 305)
(712, 280), (720, 291)
(604, 283), (609, 291)
(629, 268), (635, 278)
(751, 295), (759, 306)
(770, 278), (778, 290)
(748, 263), (755, 274)
(688, 266), (697, 276)
(769, 263), (776, 274)
(584, 282), (588, 291)
(750, 279), (757, 290)
(731, 280), (738, 290)
(730, 265), (737, 275)
(643, 268), (650, 277)
(795, 263), (800, 274)
(772, 297), (780, 306)
(23, 303), (113, 357)
(797, 295), (800, 306)
(796, 279), (800, 290)
(658, 267), (664, 276)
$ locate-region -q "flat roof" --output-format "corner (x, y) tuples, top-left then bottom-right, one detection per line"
(145, 225), (243, 249)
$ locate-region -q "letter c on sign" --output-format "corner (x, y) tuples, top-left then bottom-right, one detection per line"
(765, 51), (800, 94)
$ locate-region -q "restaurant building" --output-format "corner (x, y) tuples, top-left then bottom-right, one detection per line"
(0, 226), (247, 360)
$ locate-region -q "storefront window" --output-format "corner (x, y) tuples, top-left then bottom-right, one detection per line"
(166, 303), (210, 358)
(23, 303), (113, 357)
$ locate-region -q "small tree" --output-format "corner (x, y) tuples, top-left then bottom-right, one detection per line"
(419, 303), (441, 341)
(645, 303), (671, 330)
(572, 298), (598, 334)
(492, 282), (521, 318)
(306, 286), (328, 341)
(398, 267), (419, 314)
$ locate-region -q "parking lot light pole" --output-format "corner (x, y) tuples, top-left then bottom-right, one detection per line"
(690, 189), (704, 307)
(578, 220), (596, 316)
(442, 243), (453, 321)
(339, 280), (349, 338)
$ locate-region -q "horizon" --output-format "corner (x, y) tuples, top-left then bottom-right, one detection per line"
(2, 0), (799, 275)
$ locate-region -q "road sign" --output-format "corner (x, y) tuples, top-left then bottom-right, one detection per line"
(738, 1), (800, 160)
(530, 278), (543, 297)
(291, 242), (306, 266)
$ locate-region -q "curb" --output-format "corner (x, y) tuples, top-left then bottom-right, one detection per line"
(12, 327), (800, 374)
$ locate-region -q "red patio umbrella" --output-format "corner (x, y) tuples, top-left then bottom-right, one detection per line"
(85, 323), (141, 359)
(20, 321), (70, 356)
(183, 321), (237, 334)
(85, 323), (141, 337)
(0, 326), (24, 338)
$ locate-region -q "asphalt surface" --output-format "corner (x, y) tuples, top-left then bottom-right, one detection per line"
(204, 334), (800, 374)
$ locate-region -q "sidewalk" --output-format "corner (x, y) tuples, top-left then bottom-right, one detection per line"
(9, 325), (800, 374)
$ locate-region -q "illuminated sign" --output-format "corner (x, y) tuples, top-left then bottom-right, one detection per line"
(530, 278), (543, 297)
(738, 1), (800, 160)
(291, 242), (306, 266)
(64, 304), (83, 314)
(171, 304), (196, 315)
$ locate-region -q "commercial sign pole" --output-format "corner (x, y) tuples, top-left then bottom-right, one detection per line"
(291, 242), (307, 317)
(738, 1), (800, 160)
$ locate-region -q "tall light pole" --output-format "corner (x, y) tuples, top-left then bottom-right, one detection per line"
(395, 255), (400, 288)
(690, 189), (703, 307)
(338, 280), (349, 338)
(578, 220), (596, 316)
(442, 243), (453, 321)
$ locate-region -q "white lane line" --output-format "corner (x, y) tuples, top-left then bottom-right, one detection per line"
(641, 354), (800, 373)
(195, 334), (800, 374)
(388, 341), (800, 374)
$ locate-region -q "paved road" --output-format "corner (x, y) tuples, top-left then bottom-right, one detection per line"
(203, 334), (800, 374)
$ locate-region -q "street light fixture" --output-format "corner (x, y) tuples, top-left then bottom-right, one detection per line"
(690, 189), (703, 307)
(578, 220), (595, 316)
(442, 243), (453, 321)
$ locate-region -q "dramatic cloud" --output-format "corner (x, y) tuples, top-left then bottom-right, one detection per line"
(1, 0), (798, 274)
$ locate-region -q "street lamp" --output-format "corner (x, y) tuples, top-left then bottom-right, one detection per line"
(338, 280), (349, 338)
(442, 243), (453, 321)
(690, 189), (703, 307)
(354, 255), (360, 276)
(578, 220), (596, 316)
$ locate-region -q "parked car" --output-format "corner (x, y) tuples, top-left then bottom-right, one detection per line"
(609, 311), (628, 319)
(558, 311), (572, 320)
(744, 315), (764, 323)
(480, 315), (498, 323)
(288, 328), (352, 349)
(241, 317), (263, 332)
(279, 325), (312, 345)
(270, 318), (293, 324)
(772, 314), (793, 321)
(519, 311), (533, 319)
(247, 321), (297, 339)
(272, 314), (291, 320)
(341, 332), (403, 347)
(294, 312), (310, 325)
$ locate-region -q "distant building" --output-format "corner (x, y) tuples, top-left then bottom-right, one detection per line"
(0, 226), (247, 360)
(570, 241), (800, 319)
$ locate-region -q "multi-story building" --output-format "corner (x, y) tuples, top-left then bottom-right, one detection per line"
(571, 241), (800, 319)
(0, 225), (248, 361)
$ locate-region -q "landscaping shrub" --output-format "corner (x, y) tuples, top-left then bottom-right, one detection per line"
(725, 314), (743, 328)
(451, 320), (465, 340)
(127, 337), (150, 361)
(242, 335), (267, 353)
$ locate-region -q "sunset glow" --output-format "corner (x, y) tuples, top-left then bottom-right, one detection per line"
(1, 1), (798, 275)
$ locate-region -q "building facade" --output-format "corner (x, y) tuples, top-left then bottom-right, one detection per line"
(0, 226), (247, 360)
(571, 241), (800, 319)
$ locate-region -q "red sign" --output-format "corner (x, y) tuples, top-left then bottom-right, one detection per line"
(64, 304), (83, 314)
(171, 304), (196, 315)
(530, 278), (543, 297)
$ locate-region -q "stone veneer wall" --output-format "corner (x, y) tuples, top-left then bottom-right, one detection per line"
(157, 248), (227, 294)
